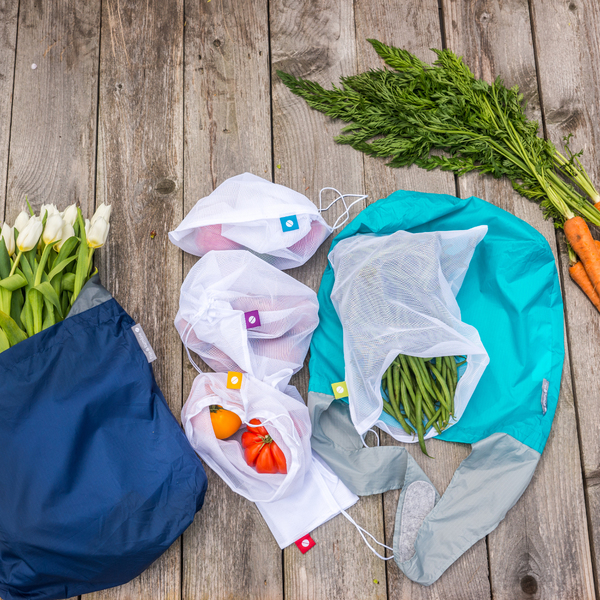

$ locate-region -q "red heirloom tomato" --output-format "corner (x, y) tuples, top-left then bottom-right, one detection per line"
(241, 420), (287, 475)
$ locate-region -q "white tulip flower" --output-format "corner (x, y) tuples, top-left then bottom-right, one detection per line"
(84, 218), (90, 236)
(1, 223), (15, 256)
(14, 211), (30, 233)
(87, 217), (110, 249)
(62, 204), (78, 226)
(90, 203), (112, 226)
(40, 204), (59, 219)
(17, 217), (44, 252)
(42, 214), (65, 246)
(54, 221), (75, 252)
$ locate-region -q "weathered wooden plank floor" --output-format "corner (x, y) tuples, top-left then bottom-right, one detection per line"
(1, 0), (599, 598)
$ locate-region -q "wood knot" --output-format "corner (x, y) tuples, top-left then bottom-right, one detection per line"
(156, 179), (176, 194)
(569, 2), (577, 10)
(520, 575), (538, 595)
(116, 83), (123, 89)
(213, 39), (221, 47)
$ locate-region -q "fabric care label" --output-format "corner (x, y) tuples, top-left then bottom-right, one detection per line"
(295, 534), (316, 554)
(244, 310), (261, 329)
(541, 379), (549, 415)
(227, 372), (243, 390)
(280, 215), (299, 232)
(132, 324), (157, 363)
(331, 381), (349, 399)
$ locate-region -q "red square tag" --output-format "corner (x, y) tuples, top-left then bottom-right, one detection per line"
(295, 534), (315, 554)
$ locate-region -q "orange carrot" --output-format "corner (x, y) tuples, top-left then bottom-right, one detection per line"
(568, 239), (600, 312)
(564, 216), (600, 296)
(595, 201), (600, 211)
(569, 261), (600, 312)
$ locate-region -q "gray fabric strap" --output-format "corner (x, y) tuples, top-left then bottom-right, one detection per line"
(307, 391), (540, 586)
(67, 275), (112, 318)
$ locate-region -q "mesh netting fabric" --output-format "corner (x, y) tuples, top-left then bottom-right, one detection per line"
(181, 372), (313, 503)
(329, 228), (489, 441)
(176, 250), (319, 389)
(169, 172), (333, 270)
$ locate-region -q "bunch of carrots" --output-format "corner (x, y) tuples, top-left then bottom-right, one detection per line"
(279, 41), (600, 313)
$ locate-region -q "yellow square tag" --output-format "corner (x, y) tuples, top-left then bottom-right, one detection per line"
(227, 371), (243, 389)
(331, 381), (349, 399)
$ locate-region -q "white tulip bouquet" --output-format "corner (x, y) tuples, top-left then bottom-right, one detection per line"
(0, 201), (112, 351)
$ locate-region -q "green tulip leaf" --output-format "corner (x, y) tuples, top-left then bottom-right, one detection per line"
(47, 255), (78, 281)
(55, 236), (79, 264)
(0, 273), (27, 292)
(33, 282), (63, 318)
(0, 239), (10, 279)
(0, 327), (9, 352)
(62, 273), (75, 292)
(0, 309), (27, 345)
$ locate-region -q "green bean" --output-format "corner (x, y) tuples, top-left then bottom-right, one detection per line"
(429, 364), (452, 412)
(415, 388), (432, 457)
(387, 366), (395, 406)
(425, 407), (443, 430)
(392, 365), (402, 415)
(435, 356), (442, 372)
(407, 356), (434, 406)
(382, 401), (398, 420)
(445, 355), (458, 391)
(400, 378), (415, 425)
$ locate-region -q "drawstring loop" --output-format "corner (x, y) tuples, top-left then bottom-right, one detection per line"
(318, 187), (368, 230)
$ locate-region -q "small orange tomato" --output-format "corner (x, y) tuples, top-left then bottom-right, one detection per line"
(210, 405), (242, 439)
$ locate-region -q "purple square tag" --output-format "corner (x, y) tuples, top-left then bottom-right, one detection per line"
(244, 310), (261, 329)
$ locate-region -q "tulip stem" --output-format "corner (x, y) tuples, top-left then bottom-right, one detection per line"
(35, 244), (52, 287)
(86, 247), (95, 276)
(9, 251), (22, 277)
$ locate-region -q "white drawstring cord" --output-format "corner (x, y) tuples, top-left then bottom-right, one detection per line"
(318, 187), (368, 230)
(340, 509), (394, 560)
(361, 428), (381, 448)
(182, 316), (205, 375)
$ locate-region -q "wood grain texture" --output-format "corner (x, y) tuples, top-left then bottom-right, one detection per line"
(442, 1), (596, 598)
(181, 1), (283, 599)
(0, 0), (18, 218)
(270, 1), (386, 598)
(354, 1), (492, 597)
(529, 0), (600, 596)
(5, 0), (100, 221)
(84, 1), (184, 600)
(1, 2), (100, 599)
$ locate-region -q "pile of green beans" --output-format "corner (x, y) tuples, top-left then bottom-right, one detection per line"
(381, 354), (466, 457)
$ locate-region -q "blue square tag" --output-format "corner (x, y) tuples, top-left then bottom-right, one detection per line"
(280, 215), (299, 232)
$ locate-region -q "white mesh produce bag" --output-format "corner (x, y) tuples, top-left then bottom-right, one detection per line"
(329, 227), (489, 442)
(181, 372), (313, 503)
(176, 250), (319, 390)
(168, 172), (334, 270)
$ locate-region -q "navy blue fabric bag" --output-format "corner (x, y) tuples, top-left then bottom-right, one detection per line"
(0, 279), (208, 600)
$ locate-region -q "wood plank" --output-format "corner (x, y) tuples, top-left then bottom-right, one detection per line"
(0, 0), (18, 217)
(5, 0), (100, 221)
(529, 0), (600, 597)
(180, 1), (283, 599)
(353, 1), (493, 597)
(1, 1), (100, 599)
(269, 2), (386, 599)
(441, 0), (596, 598)
(84, 1), (184, 600)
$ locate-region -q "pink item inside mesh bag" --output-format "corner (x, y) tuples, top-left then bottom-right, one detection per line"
(176, 250), (319, 389)
(181, 372), (313, 503)
(168, 172), (338, 270)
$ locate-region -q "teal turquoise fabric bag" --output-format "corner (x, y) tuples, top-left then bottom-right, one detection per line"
(308, 189), (564, 584)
